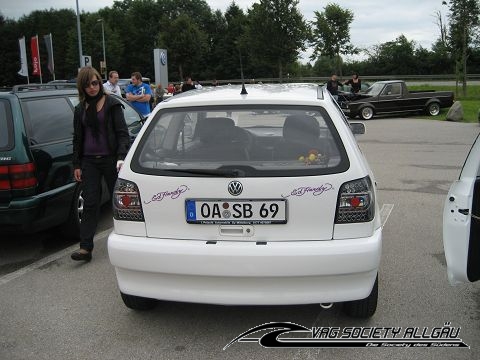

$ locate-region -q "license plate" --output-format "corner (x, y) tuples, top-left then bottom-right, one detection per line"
(185, 199), (287, 225)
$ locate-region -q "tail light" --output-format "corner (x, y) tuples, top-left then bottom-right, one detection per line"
(0, 163), (37, 190)
(113, 179), (144, 221)
(335, 176), (375, 224)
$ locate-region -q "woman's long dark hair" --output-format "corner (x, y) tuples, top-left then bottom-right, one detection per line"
(76, 67), (105, 139)
(77, 67), (103, 103)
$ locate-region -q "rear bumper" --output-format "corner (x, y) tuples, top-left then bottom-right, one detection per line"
(0, 183), (75, 232)
(108, 227), (382, 305)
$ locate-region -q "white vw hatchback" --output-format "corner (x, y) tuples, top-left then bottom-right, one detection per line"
(443, 133), (480, 285)
(108, 83), (382, 318)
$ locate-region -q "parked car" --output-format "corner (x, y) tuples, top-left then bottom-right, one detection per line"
(443, 132), (480, 285)
(0, 84), (144, 237)
(108, 83), (383, 318)
(340, 80), (454, 120)
(47, 79), (76, 84)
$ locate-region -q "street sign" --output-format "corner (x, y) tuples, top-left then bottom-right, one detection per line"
(100, 61), (106, 75)
(81, 55), (92, 68)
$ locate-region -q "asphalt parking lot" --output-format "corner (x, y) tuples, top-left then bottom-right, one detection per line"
(0, 118), (479, 360)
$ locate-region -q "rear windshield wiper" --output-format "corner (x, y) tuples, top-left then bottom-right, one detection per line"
(164, 168), (246, 177)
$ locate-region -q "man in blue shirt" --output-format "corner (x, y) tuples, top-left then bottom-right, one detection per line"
(126, 72), (152, 116)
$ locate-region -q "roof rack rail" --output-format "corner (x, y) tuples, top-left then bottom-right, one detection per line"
(12, 83), (77, 93)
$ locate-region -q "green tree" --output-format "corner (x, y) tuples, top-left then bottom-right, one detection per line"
(310, 3), (356, 76)
(0, 14), (20, 86)
(157, 14), (208, 81)
(77, 13), (124, 79)
(95, 12), (125, 79)
(429, 39), (453, 74)
(288, 61), (314, 78)
(151, 0), (217, 81)
(444, 0), (480, 96)
(211, 2), (249, 80)
(312, 55), (338, 77)
(365, 35), (416, 75)
(110, 0), (163, 79)
(245, 0), (310, 80)
(160, 0), (215, 31)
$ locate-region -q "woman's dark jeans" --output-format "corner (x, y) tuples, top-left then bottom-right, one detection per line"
(79, 156), (117, 251)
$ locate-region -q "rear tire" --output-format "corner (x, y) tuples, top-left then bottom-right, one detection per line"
(60, 183), (83, 240)
(427, 102), (440, 116)
(343, 275), (378, 318)
(121, 292), (157, 310)
(359, 106), (374, 120)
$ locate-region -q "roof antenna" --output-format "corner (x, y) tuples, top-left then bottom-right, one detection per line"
(238, 46), (248, 95)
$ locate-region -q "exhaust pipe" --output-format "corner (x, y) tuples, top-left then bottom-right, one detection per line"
(320, 303), (333, 309)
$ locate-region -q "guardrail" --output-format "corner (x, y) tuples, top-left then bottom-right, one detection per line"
(214, 74), (480, 85)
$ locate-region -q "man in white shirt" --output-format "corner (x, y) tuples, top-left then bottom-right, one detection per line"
(103, 70), (122, 96)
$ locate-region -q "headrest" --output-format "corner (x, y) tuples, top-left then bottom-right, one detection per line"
(283, 114), (320, 142)
(195, 117), (235, 143)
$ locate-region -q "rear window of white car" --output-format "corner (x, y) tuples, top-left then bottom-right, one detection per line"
(131, 106), (349, 177)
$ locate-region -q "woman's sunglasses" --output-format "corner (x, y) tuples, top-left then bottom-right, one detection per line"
(84, 80), (100, 88)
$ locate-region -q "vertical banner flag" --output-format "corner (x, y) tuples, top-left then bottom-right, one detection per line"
(30, 35), (42, 76)
(18, 36), (29, 77)
(43, 33), (55, 78)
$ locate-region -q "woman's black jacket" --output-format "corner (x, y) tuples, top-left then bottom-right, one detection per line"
(72, 95), (130, 169)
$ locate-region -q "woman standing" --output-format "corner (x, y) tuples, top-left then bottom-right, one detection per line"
(71, 67), (130, 261)
(344, 72), (362, 94)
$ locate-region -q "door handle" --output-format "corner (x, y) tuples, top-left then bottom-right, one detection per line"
(458, 209), (469, 215)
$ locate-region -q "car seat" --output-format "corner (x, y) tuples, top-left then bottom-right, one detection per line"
(188, 117), (252, 161)
(274, 114), (326, 160)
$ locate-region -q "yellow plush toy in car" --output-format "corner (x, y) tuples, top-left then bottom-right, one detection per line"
(298, 149), (322, 165)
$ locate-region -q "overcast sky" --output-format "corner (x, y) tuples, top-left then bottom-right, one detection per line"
(2, 0), (447, 62)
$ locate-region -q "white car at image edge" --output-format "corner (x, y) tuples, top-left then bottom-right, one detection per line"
(108, 83), (383, 318)
(443, 132), (480, 285)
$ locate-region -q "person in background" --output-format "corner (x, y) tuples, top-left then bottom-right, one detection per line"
(126, 72), (152, 116)
(174, 83), (182, 95)
(154, 83), (165, 106)
(103, 70), (121, 97)
(344, 72), (362, 94)
(71, 67), (130, 262)
(149, 84), (155, 111)
(167, 83), (175, 94)
(181, 77), (196, 92)
(326, 74), (342, 100)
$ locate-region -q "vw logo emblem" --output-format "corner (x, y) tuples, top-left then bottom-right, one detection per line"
(160, 52), (167, 65)
(228, 181), (243, 196)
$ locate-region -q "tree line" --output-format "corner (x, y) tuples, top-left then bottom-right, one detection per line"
(0, 0), (479, 92)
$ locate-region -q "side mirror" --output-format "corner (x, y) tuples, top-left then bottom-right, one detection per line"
(350, 122), (365, 135)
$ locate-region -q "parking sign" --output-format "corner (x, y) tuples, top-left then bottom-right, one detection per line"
(81, 55), (92, 68)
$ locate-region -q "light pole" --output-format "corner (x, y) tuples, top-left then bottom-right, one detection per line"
(97, 18), (107, 79)
(76, 0), (83, 68)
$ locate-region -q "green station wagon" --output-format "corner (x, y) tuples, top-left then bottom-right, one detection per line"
(0, 84), (144, 238)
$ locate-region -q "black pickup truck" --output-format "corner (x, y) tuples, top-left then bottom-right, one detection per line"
(339, 80), (454, 120)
